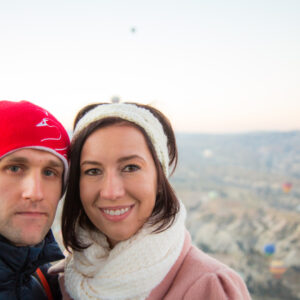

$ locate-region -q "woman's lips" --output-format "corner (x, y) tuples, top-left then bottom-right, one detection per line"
(99, 205), (134, 222)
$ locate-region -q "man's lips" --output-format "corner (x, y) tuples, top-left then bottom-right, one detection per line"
(16, 211), (47, 217)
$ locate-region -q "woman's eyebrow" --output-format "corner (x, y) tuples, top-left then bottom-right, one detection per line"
(80, 160), (102, 167)
(117, 155), (145, 163)
(80, 156), (145, 167)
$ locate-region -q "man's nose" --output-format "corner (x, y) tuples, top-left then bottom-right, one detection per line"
(22, 172), (44, 202)
(100, 171), (125, 200)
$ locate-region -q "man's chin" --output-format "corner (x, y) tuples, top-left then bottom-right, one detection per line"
(10, 226), (49, 247)
(14, 234), (47, 247)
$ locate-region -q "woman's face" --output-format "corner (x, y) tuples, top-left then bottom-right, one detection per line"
(79, 124), (157, 247)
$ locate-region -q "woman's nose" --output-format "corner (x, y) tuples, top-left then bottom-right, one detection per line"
(100, 171), (125, 200)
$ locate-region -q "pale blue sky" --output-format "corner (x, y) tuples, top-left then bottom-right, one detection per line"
(1, 0), (299, 132)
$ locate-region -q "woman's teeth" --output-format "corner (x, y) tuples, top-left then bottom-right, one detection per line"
(103, 207), (130, 216)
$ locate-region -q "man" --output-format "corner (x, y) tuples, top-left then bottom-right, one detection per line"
(0, 100), (70, 300)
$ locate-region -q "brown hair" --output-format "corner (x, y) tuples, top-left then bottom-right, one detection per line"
(61, 102), (180, 251)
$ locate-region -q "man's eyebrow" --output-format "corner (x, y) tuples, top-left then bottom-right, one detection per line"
(4, 156), (63, 169)
(47, 160), (64, 169)
(4, 157), (29, 164)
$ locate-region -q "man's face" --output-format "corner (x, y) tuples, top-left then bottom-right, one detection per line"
(0, 148), (64, 246)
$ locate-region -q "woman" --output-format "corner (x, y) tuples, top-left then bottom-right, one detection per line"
(60, 102), (251, 300)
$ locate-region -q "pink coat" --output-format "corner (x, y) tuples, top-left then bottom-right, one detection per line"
(147, 231), (251, 300)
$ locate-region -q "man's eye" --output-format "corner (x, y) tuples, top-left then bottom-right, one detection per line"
(44, 169), (55, 177)
(8, 165), (21, 173)
(123, 165), (140, 172)
(85, 169), (101, 176)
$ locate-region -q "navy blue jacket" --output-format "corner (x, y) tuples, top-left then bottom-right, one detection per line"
(0, 231), (64, 300)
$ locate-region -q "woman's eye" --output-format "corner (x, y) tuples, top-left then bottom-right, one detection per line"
(85, 169), (101, 176)
(123, 164), (140, 172)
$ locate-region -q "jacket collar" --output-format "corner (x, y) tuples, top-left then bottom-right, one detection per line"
(0, 230), (64, 278)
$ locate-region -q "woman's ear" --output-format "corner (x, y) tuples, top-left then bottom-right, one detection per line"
(156, 184), (163, 197)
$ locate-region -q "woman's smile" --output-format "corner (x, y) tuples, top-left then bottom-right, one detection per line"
(99, 204), (134, 221)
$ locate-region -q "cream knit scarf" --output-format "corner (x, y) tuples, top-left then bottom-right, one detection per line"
(64, 203), (186, 300)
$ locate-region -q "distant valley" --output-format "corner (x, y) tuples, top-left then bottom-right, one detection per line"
(171, 131), (300, 300)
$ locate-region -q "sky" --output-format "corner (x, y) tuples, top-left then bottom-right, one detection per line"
(0, 0), (299, 133)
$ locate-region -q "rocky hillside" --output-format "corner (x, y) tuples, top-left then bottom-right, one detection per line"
(171, 131), (300, 300)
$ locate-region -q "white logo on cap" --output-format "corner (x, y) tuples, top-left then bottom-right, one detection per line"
(36, 118), (62, 141)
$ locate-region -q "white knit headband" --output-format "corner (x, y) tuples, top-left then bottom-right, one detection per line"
(73, 103), (170, 176)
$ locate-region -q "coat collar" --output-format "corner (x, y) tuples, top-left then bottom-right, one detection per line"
(147, 230), (192, 299)
(0, 230), (64, 279)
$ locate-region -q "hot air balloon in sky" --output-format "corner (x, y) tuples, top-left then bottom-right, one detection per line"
(269, 260), (287, 279)
(282, 182), (292, 193)
(264, 243), (276, 257)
